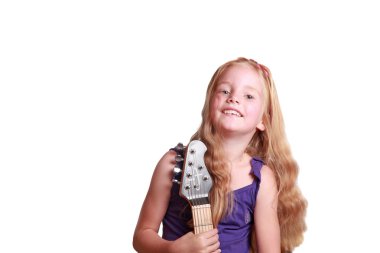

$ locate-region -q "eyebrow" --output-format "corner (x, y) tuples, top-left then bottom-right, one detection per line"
(244, 85), (259, 92)
(218, 83), (261, 94)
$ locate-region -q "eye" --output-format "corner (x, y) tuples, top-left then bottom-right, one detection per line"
(246, 94), (254, 99)
(221, 90), (230, 95)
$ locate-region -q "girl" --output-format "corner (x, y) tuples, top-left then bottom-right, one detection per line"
(133, 58), (307, 253)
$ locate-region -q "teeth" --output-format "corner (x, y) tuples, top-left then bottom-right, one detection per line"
(223, 110), (242, 117)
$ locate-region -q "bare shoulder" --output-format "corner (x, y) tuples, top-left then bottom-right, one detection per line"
(261, 165), (276, 183)
(260, 165), (277, 188)
(156, 149), (176, 171)
(257, 165), (278, 204)
(150, 149), (177, 187)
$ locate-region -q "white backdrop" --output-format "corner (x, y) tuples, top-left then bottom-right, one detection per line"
(1, 1), (379, 252)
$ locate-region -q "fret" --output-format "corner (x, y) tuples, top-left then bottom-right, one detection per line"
(192, 204), (213, 234)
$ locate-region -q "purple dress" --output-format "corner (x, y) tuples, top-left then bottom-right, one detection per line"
(162, 157), (263, 253)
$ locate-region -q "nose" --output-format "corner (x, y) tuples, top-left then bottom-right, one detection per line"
(227, 95), (239, 104)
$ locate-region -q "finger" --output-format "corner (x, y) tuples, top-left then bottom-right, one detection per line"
(184, 231), (195, 237)
(207, 240), (221, 252)
(206, 233), (219, 245)
(202, 228), (219, 238)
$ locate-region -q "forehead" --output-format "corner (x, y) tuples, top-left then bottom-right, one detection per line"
(217, 63), (264, 91)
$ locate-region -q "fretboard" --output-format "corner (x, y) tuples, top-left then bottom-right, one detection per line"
(191, 204), (214, 234)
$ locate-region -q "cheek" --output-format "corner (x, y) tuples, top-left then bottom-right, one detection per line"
(246, 103), (264, 120)
(210, 96), (220, 113)
(210, 96), (222, 122)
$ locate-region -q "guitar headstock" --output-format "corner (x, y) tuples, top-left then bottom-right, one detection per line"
(179, 140), (213, 206)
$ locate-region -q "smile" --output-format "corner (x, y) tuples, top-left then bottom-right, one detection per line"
(223, 110), (242, 117)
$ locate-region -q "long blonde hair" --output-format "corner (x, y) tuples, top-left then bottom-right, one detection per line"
(191, 57), (307, 252)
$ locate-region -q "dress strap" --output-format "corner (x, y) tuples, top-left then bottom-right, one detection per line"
(250, 157), (264, 182)
(250, 157), (264, 206)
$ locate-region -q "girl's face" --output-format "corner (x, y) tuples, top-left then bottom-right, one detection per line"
(210, 63), (266, 138)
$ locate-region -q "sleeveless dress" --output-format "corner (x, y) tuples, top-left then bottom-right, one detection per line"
(162, 157), (263, 253)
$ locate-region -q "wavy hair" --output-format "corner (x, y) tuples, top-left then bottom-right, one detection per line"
(191, 57), (307, 252)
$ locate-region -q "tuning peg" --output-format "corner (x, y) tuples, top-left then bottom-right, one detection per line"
(175, 154), (184, 162)
(173, 166), (182, 174)
(172, 166), (182, 184)
(174, 143), (185, 151)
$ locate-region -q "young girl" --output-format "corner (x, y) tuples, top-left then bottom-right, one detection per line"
(133, 57), (307, 253)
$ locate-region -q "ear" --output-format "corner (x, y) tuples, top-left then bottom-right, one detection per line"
(256, 120), (265, 131)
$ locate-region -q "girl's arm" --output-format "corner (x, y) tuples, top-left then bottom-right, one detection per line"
(253, 165), (281, 253)
(133, 150), (220, 253)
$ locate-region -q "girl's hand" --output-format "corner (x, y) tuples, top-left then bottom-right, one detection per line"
(170, 228), (221, 253)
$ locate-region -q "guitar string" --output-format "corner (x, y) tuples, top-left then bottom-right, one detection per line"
(197, 151), (207, 232)
(190, 149), (201, 233)
(194, 152), (202, 232)
(199, 157), (206, 232)
(199, 150), (210, 232)
(194, 151), (203, 233)
(189, 151), (197, 232)
(197, 151), (209, 232)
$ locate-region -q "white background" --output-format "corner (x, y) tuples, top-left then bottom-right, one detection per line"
(1, 1), (379, 252)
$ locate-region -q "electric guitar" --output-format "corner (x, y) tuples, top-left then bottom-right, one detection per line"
(172, 140), (214, 234)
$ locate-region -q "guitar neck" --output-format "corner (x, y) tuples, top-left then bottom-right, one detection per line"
(174, 140), (214, 234)
(191, 204), (213, 234)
